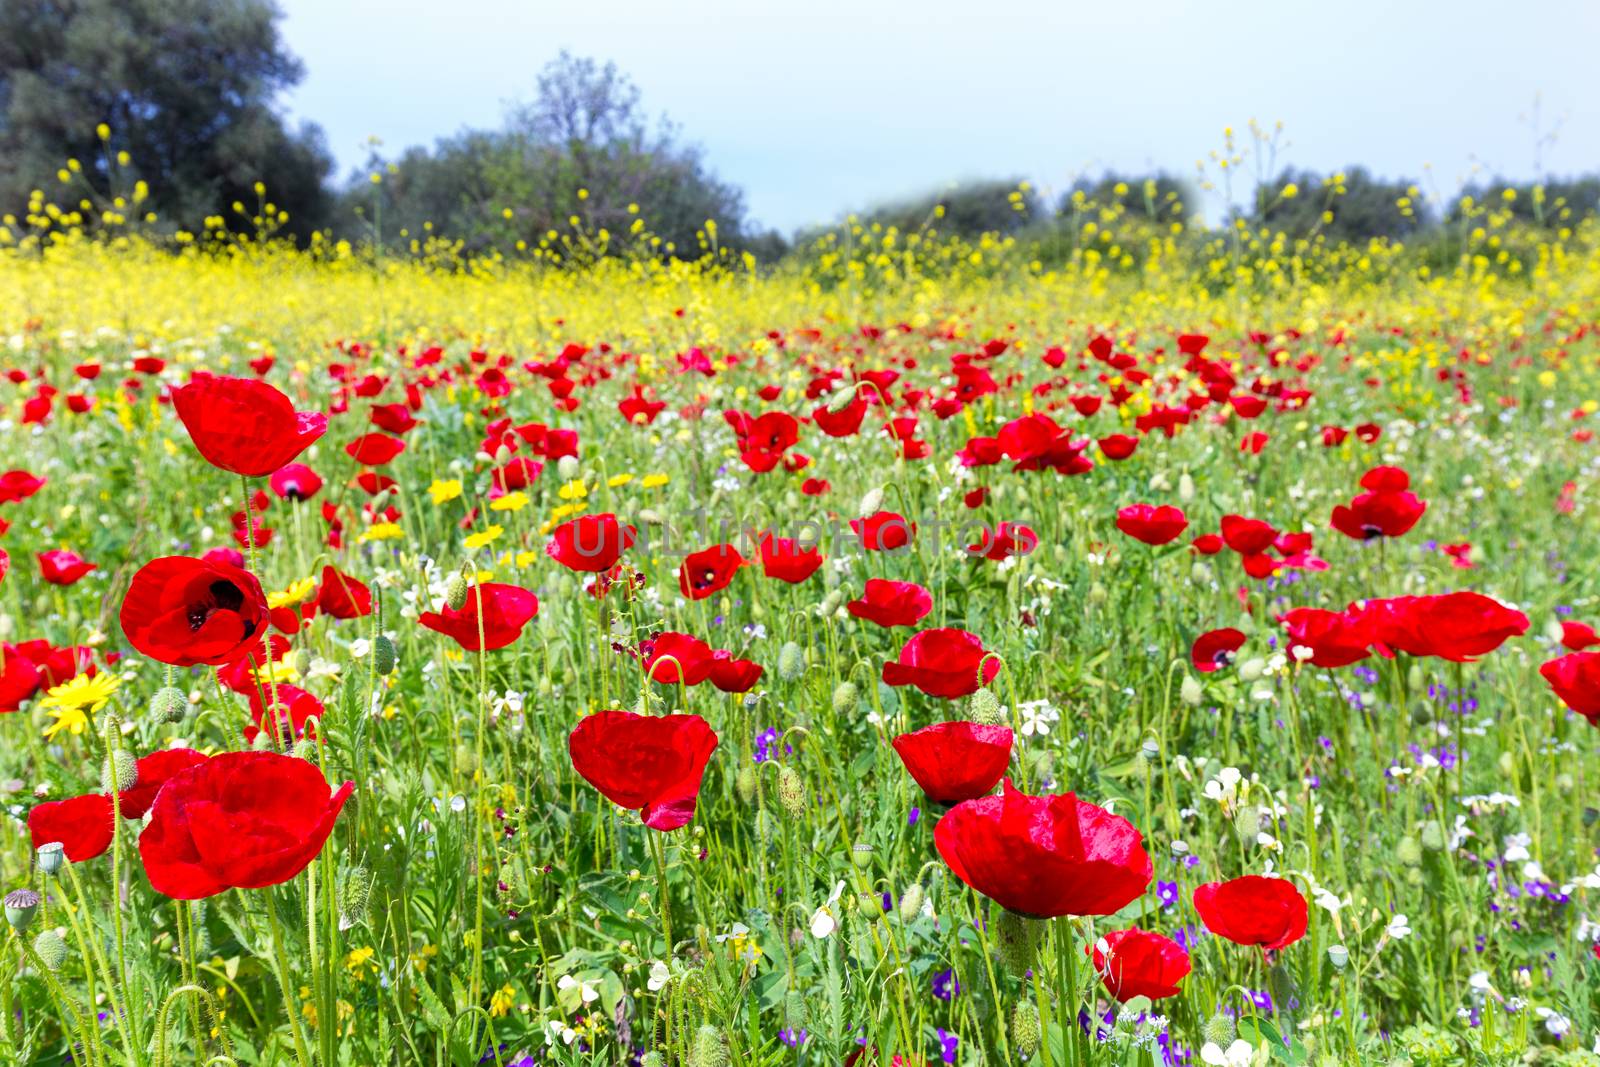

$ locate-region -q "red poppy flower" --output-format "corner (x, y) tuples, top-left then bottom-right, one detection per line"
(1115, 504), (1188, 546)
(38, 549), (96, 585)
(172, 375), (326, 477)
(29, 750), (192, 868)
(882, 628), (1001, 699)
(0, 469), (46, 503)
(138, 752), (354, 899)
(1540, 652), (1600, 723)
(314, 565), (371, 619)
(369, 403), (419, 434)
(568, 710), (718, 831)
(935, 780), (1152, 918)
(679, 544), (744, 600)
(847, 579), (933, 628)
(708, 650), (764, 693)
(269, 463), (323, 501)
(1193, 875), (1308, 951)
(1192, 628), (1246, 672)
(548, 513), (637, 573)
(851, 511), (916, 552)
(1362, 593), (1528, 662)
(1089, 928), (1191, 1001)
(967, 522), (1038, 562)
(1279, 607), (1374, 668)
(758, 535), (824, 583)
(640, 631), (716, 685)
(1321, 425), (1349, 446)
(119, 556), (269, 667)
(1561, 621), (1600, 651)
(344, 433), (406, 466)
(1191, 533), (1224, 555)
(1330, 466), (1427, 541)
(1098, 434), (1140, 461)
(892, 722), (1013, 805)
(997, 413), (1093, 474)
(245, 684), (325, 743)
(735, 411), (801, 473)
(0, 547), (7, 586)
(1220, 515), (1278, 555)
(419, 582), (537, 651)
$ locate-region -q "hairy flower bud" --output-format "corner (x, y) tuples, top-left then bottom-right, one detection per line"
(777, 642), (806, 681)
(898, 883), (924, 922)
(777, 765), (807, 818)
(858, 487), (884, 518)
(32, 929), (67, 971)
(149, 685), (188, 724)
(1202, 1013), (1236, 1047)
(101, 749), (138, 794)
(689, 1024), (729, 1067)
(784, 988), (810, 1029)
(1011, 1000), (1041, 1058)
(831, 681), (858, 716)
(291, 739), (318, 761)
(735, 765), (757, 805)
(443, 573), (469, 611)
(339, 865), (373, 931)
(969, 686), (1005, 725)
(372, 634), (397, 675)
(1180, 675), (1204, 706)
(994, 908), (1043, 977)
(556, 455), (581, 482)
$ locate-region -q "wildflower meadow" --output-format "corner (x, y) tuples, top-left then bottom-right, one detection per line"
(2, 173), (1600, 1067)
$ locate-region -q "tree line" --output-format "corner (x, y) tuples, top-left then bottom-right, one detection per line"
(2, 0), (1596, 262)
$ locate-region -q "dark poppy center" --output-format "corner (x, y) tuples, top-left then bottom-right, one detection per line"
(1361, 525), (1384, 540)
(1212, 650), (1235, 668)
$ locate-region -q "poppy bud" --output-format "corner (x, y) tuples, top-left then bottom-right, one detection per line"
(443, 573), (469, 611)
(1087, 582), (1107, 605)
(734, 765), (757, 804)
(1406, 663), (1424, 691)
(1178, 472), (1195, 502)
(149, 685), (188, 724)
(820, 589), (843, 615)
(831, 681), (858, 715)
(639, 508), (664, 525)
(36, 842), (64, 876)
(784, 988), (809, 1029)
(5, 888), (40, 932)
(1396, 836), (1422, 867)
(250, 730), (276, 752)
(372, 634), (397, 675)
(641, 1054), (665, 1067)
(859, 487), (884, 517)
(1557, 772), (1575, 796)
(340, 865), (373, 930)
(1148, 472), (1170, 492)
(826, 385), (858, 413)
(777, 765), (806, 818)
(1011, 1000), (1041, 1058)
(1191, 562), (1212, 584)
(32, 929), (67, 970)
(969, 686), (1005, 725)
(101, 749), (138, 794)
(291, 739), (318, 761)
(898, 883), (924, 922)
(1238, 657), (1265, 681)
(777, 642), (805, 681)
(689, 1024), (729, 1067)
(1180, 675), (1203, 706)
(850, 842), (874, 870)
(1232, 805), (1261, 843)
(1202, 1013), (1236, 1047)
(557, 455), (581, 481)
(994, 908), (1043, 977)
(1420, 820), (1446, 852)
(1410, 702), (1432, 726)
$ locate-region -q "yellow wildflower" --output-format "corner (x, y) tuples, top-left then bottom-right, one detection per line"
(464, 525), (503, 550)
(428, 479), (463, 505)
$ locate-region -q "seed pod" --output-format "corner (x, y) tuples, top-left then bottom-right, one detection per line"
(734, 765), (757, 805)
(777, 766), (807, 818)
(969, 687), (1005, 725)
(36, 842), (64, 877)
(777, 642), (805, 681)
(898, 883), (924, 922)
(4, 889), (40, 932)
(291, 739), (318, 762)
(831, 681), (858, 715)
(1011, 1000), (1041, 1058)
(443, 572), (469, 611)
(1327, 944), (1349, 970)
(372, 634), (397, 675)
(688, 1024), (729, 1067)
(994, 908), (1043, 977)
(101, 749), (138, 794)
(149, 685), (188, 724)
(340, 865), (373, 931)
(32, 929), (67, 971)
(850, 842), (874, 871)
(1202, 1013), (1236, 1047)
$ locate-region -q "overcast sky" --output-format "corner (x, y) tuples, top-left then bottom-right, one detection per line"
(277, 0), (1600, 234)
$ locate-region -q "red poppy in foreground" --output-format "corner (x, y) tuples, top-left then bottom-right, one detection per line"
(851, 510), (916, 551)
(38, 549), (96, 585)
(1115, 504), (1188, 546)
(119, 555), (269, 667)
(640, 631), (716, 686)
(1330, 466), (1427, 541)
(935, 780), (1152, 918)
(758, 535), (825, 583)
(172, 375), (327, 477)
(1541, 652), (1600, 723)
(547, 513), (637, 573)
(847, 579), (933, 628)
(1193, 875), (1308, 951)
(679, 544), (744, 600)
(882, 628), (1001, 699)
(892, 721), (1013, 805)
(1363, 592), (1528, 662)
(419, 582), (537, 651)
(314, 565), (372, 619)
(1089, 928), (1191, 1001)
(139, 752), (353, 899)
(28, 749), (209, 862)
(1191, 628), (1246, 672)
(568, 711), (719, 831)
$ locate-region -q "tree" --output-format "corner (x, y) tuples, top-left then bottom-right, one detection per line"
(1064, 173), (1194, 225)
(846, 178), (1043, 239)
(0, 0), (331, 240)
(1251, 167), (1428, 244)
